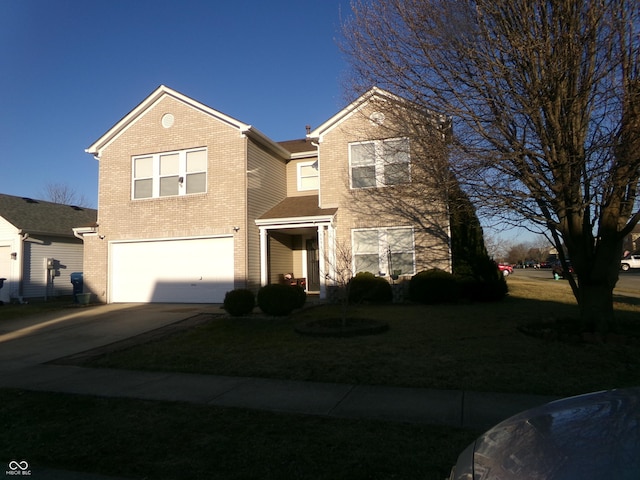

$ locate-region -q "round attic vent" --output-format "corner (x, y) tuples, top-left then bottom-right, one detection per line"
(370, 111), (385, 125)
(161, 113), (175, 128)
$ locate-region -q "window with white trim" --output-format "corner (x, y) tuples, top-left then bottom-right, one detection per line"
(297, 160), (319, 191)
(352, 227), (415, 276)
(132, 148), (207, 199)
(349, 138), (410, 188)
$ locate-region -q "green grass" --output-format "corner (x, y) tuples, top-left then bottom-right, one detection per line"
(87, 276), (640, 397)
(0, 389), (478, 480)
(3, 276), (638, 479)
(0, 296), (76, 321)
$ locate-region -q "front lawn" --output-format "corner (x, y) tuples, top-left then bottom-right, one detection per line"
(0, 389), (478, 480)
(86, 276), (640, 396)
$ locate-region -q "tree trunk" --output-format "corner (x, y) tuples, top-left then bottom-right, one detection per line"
(576, 281), (615, 334)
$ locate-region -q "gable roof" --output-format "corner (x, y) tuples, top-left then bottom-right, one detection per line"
(0, 193), (97, 238)
(86, 85), (290, 159)
(307, 87), (400, 141)
(307, 86), (451, 141)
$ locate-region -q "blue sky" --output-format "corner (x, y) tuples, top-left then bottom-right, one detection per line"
(0, 0), (351, 207)
(0, 0), (539, 247)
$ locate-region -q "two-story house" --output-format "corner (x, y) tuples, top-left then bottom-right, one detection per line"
(79, 85), (451, 303)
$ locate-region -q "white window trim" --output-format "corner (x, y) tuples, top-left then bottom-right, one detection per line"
(297, 160), (319, 191)
(132, 147), (207, 200)
(348, 137), (410, 189)
(351, 226), (415, 276)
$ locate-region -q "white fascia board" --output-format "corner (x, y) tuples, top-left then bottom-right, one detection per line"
(307, 87), (449, 142)
(242, 125), (292, 159)
(72, 226), (97, 240)
(255, 215), (335, 228)
(86, 85), (252, 158)
(307, 87), (391, 141)
(290, 150), (317, 160)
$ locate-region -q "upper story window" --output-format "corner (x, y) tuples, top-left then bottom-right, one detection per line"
(349, 138), (410, 188)
(297, 160), (319, 191)
(132, 148), (207, 199)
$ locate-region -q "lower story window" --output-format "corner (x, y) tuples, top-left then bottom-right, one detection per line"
(352, 227), (415, 276)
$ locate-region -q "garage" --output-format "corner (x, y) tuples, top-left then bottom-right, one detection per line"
(110, 236), (234, 303)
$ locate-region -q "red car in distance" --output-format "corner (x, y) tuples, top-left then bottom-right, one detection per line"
(497, 263), (514, 276)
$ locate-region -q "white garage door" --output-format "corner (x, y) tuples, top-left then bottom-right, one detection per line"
(110, 237), (234, 303)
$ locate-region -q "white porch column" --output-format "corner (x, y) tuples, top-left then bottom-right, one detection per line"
(318, 225), (326, 299)
(329, 223), (337, 283)
(259, 227), (268, 287)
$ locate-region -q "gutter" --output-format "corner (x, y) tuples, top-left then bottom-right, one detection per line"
(73, 226), (98, 240)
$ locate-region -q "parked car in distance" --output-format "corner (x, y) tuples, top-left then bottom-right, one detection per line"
(497, 263), (513, 276)
(620, 254), (640, 271)
(552, 260), (573, 278)
(448, 388), (640, 480)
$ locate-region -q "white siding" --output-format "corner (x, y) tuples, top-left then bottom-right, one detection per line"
(23, 236), (84, 298)
(0, 217), (20, 302)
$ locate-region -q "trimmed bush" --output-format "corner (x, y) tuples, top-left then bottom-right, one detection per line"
(291, 285), (307, 309)
(223, 289), (255, 316)
(458, 256), (508, 302)
(409, 269), (460, 304)
(257, 284), (299, 316)
(347, 272), (393, 304)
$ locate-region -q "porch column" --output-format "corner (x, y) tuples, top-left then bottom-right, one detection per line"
(259, 227), (268, 287)
(318, 225), (326, 299)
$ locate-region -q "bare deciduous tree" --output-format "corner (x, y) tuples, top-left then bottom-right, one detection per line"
(342, 0), (640, 332)
(43, 182), (92, 207)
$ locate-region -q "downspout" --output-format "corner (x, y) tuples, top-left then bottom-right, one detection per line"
(16, 231), (29, 302)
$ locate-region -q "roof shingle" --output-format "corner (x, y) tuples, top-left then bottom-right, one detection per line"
(259, 195), (336, 220)
(0, 193), (97, 237)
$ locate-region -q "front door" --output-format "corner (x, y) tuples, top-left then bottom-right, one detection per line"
(306, 238), (320, 291)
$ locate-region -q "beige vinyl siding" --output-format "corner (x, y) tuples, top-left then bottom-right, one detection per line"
(268, 232), (294, 284)
(246, 140), (287, 290)
(286, 157), (319, 197)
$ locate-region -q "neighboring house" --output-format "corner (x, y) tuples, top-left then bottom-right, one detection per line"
(623, 224), (640, 255)
(79, 85), (451, 303)
(0, 193), (97, 303)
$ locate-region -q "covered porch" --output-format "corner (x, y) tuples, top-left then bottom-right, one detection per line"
(256, 196), (336, 299)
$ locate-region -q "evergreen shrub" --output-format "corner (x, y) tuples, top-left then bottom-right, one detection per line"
(291, 285), (307, 309)
(223, 289), (255, 316)
(458, 256), (508, 302)
(347, 272), (393, 304)
(257, 284), (299, 316)
(409, 269), (460, 304)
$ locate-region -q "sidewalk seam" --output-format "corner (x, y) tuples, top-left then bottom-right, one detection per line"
(326, 383), (357, 416)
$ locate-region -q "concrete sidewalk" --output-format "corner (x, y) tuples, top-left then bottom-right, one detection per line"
(0, 363), (558, 430)
(0, 303), (558, 479)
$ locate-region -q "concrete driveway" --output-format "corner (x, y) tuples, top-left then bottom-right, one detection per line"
(0, 303), (221, 370)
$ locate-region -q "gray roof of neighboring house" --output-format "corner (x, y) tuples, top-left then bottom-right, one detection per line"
(0, 193), (97, 238)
